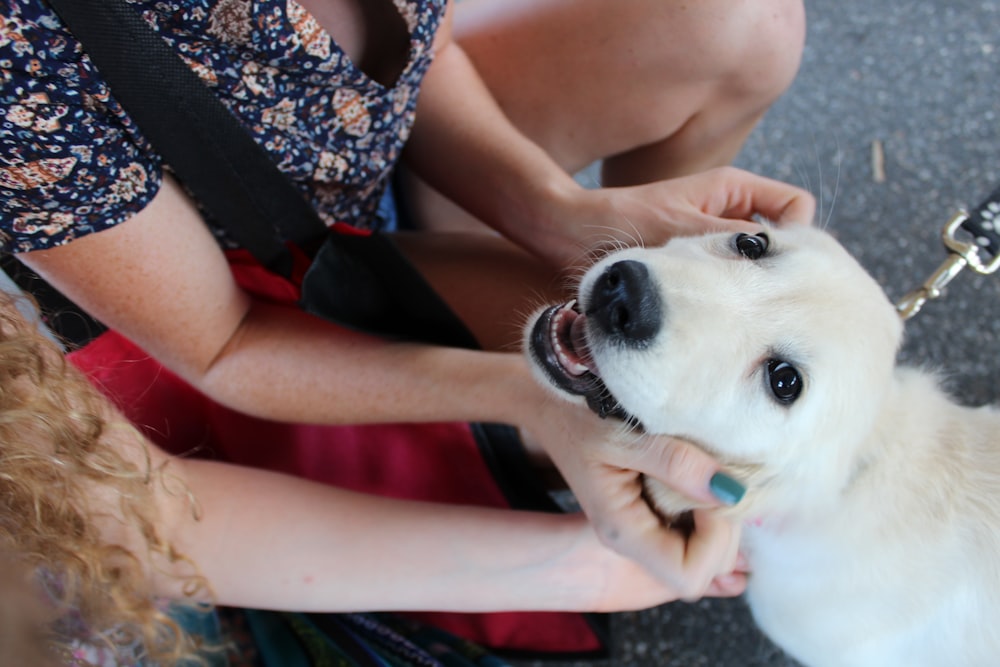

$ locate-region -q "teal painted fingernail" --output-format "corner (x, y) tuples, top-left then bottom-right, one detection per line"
(709, 472), (746, 506)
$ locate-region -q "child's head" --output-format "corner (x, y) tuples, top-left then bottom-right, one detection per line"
(0, 291), (207, 665)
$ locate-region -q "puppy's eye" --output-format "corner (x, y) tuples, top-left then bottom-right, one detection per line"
(734, 232), (770, 260)
(766, 359), (802, 405)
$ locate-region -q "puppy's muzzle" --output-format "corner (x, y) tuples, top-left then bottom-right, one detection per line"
(527, 259), (661, 423)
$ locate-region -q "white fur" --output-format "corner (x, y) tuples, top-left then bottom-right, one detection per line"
(527, 226), (1000, 667)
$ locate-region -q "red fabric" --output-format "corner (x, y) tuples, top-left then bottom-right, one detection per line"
(67, 246), (602, 655)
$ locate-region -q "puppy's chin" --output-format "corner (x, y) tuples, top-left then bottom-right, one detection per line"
(643, 461), (768, 523)
(643, 477), (709, 518)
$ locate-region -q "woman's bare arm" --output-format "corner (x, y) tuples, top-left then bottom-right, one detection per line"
(94, 421), (745, 613)
(20, 173), (553, 427)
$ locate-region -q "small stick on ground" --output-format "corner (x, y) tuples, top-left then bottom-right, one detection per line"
(871, 139), (886, 183)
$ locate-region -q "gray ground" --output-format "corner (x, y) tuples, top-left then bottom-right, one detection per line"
(516, 1), (1000, 665)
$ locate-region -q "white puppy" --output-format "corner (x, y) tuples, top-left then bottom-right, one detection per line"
(525, 225), (1000, 667)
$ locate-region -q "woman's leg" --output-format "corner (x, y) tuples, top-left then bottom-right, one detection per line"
(391, 229), (571, 465)
(390, 230), (568, 353)
(408, 0), (806, 227)
(456, 0), (806, 182)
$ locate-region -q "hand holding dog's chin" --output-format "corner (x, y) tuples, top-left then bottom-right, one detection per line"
(578, 510), (747, 610)
(521, 398), (744, 600)
(560, 513), (747, 612)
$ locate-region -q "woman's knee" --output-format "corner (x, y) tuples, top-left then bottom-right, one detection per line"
(598, 0), (807, 181)
(678, 0), (807, 103)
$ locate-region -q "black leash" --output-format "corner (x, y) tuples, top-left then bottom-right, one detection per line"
(962, 185), (1000, 258)
(896, 184), (1000, 319)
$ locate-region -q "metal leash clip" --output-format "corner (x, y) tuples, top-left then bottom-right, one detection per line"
(896, 208), (1000, 320)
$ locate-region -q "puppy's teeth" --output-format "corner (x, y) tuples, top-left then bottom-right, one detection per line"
(556, 346), (588, 376)
(548, 303), (588, 376)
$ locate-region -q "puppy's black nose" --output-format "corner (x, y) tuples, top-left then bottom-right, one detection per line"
(587, 260), (661, 345)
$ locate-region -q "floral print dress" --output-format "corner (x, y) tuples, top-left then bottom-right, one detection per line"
(0, 0), (444, 253)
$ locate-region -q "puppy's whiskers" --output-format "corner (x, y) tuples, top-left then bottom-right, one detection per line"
(582, 227), (640, 267)
(616, 417), (646, 445)
(823, 143), (843, 231)
(802, 133), (842, 231)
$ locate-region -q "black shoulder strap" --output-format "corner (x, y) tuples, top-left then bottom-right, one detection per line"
(45, 0), (326, 277)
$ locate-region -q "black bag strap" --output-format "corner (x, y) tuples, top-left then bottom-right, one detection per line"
(46, 0), (326, 277)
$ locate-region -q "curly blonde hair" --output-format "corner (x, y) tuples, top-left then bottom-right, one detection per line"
(0, 291), (210, 665)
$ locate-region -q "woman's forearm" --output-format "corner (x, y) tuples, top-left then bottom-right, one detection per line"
(404, 25), (586, 260)
(198, 298), (541, 427)
(154, 456), (626, 613)
(182, 226), (566, 428)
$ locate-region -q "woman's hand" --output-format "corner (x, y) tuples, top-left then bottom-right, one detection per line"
(529, 166), (817, 268)
(520, 392), (746, 600)
(556, 512), (746, 612)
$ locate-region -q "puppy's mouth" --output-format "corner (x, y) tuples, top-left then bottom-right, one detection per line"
(529, 301), (633, 422)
